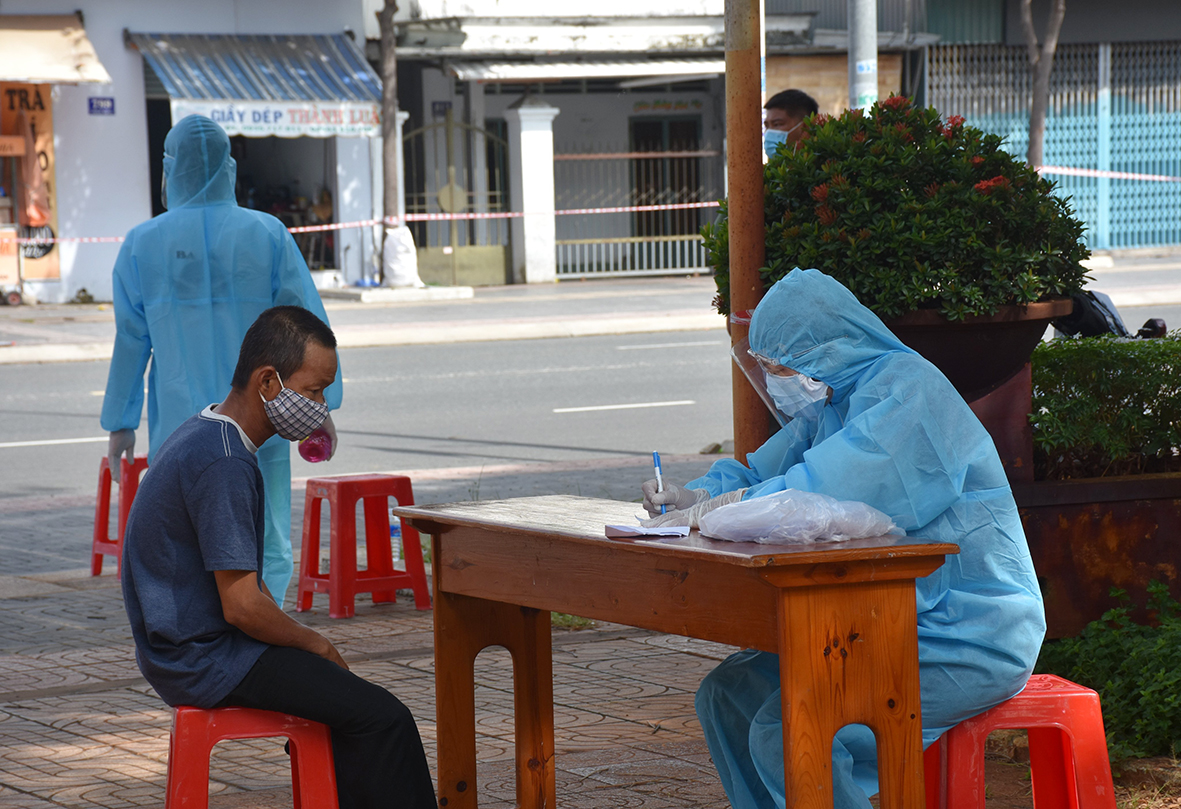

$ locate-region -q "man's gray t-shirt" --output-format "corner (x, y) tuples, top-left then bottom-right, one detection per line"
(121, 406), (268, 708)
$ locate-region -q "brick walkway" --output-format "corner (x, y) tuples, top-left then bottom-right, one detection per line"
(0, 458), (736, 808)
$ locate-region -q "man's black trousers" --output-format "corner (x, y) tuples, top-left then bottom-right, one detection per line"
(219, 645), (436, 809)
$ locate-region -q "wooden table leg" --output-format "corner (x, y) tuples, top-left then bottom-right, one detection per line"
(434, 587), (480, 809)
(433, 538), (556, 809)
(508, 607), (555, 809)
(776, 579), (925, 809)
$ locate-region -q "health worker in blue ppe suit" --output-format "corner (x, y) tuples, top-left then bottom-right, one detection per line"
(101, 114), (342, 604)
(641, 269), (1046, 809)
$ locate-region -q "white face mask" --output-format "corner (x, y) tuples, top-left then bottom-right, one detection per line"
(764, 373), (829, 421)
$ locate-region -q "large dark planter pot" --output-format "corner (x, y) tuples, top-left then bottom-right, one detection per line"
(1013, 473), (1181, 639)
(883, 299), (1074, 401)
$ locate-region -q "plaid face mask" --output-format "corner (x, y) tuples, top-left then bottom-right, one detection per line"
(259, 371), (329, 441)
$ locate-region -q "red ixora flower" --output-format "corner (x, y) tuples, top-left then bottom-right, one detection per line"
(881, 95), (910, 111)
(972, 155), (985, 165)
(852, 131), (867, 143)
(974, 175), (1011, 195)
(811, 183), (829, 204)
(815, 204), (838, 226)
(941, 115), (965, 139)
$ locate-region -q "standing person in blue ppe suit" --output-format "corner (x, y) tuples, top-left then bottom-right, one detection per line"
(641, 269), (1046, 809)
(101, 114), (342, 605)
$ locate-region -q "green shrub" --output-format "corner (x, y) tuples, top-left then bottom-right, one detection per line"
(703, 95), (1090, 320)
(1035, 582), (1181, 762)
(1030, 333), (1181, 479)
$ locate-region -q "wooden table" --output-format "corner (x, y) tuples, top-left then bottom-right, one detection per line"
(394, 495), (958, 809)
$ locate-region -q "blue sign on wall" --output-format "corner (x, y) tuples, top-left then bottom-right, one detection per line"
(88, 97), (115, 115)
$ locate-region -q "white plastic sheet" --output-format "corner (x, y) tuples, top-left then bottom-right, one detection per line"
(698, 488), (903, 545)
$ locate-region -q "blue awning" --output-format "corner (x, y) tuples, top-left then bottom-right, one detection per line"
(127, 32), (380, 103)
(127, 33), (382, 138)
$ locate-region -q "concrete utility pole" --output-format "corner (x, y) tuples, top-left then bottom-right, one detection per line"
(725, 0), (769, 463)
(848, 0), (878, 110)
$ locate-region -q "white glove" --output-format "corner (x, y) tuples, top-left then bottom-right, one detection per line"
(642, 489), (747, 529)
(641, 479), (708, 517)
(107, 429), (135, 483)
(320, 412), (339, 460)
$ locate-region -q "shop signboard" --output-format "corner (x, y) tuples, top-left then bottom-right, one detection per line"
(0, 135), (24, 156)
(170, 100), (380, 138)
(0, 83), (59, 281)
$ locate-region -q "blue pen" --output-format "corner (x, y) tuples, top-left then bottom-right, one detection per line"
(652, 451), (667, 514)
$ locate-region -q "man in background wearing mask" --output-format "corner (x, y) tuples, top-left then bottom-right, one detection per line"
(121, 306), (435, 809)
(101, 114), (341, 604)
(763, 88), (819, 160)
(641, 269), (1045, 809)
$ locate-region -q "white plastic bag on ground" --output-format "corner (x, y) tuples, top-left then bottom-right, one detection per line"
(382, 225), (426, 288)
(698, 488), (903, 545)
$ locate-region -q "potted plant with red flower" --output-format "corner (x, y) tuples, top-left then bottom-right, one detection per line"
(704, 94), (1087, 401)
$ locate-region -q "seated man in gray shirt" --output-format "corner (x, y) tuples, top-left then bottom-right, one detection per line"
(121, 305), (435, 809)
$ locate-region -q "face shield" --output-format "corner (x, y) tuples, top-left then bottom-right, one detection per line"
(732, 336), (791, 427)
(733, 337), (832, 425)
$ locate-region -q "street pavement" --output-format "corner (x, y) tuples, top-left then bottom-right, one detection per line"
(0, 276), (726, 364)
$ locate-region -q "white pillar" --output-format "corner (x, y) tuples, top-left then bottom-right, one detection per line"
(395, 110), (410, 222)
(506, 97), (559, 284)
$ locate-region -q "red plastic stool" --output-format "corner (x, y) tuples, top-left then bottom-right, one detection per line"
(923, 674), (1117, 809)
(165, 705), (338, 809)
(295, 474), (431, 618)
(91, 455), (149, 576)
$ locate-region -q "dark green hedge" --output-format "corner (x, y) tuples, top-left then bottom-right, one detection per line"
(1030, 334), (1181, 479)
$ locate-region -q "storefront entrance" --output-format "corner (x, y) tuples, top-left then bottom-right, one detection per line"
(132, 32), (382, 278)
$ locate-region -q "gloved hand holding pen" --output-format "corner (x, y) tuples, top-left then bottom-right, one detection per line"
(641, 487), (748, 529)
(641, 479), (707, 516)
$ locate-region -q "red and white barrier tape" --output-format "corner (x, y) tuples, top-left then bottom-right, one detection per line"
(15, 169), (1181, 244)
(1037, 165), (1181, 183)
(0, 201), (723, 244)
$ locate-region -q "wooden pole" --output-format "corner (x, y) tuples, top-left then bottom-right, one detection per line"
(725, 0), (770, 463)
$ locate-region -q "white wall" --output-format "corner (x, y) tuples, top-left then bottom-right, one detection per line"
(1, 0), (368, 302)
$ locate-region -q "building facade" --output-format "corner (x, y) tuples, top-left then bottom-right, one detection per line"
(0, 0), (377, 303)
